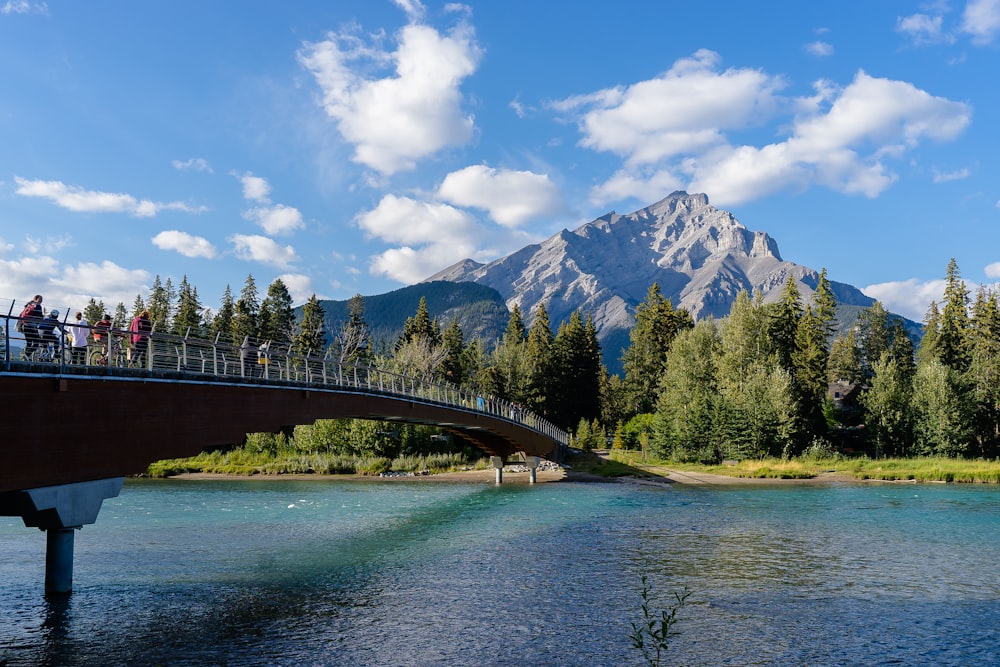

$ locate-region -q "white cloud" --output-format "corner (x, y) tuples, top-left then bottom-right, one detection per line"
(228, 234), (299, 269)
(961, 0), (1000, 45)
(984, 262), (1000, 278)
(298, 9), (482, 175)
(932, 167), (971, 183)
(172, 157), (213, 173)
(863, 278), (946, 322)
(896, 13), (952, 45)
(805, 41), (834, 57)
(560, 55), (971, 208)
(152, 230), (218, 259)
(1, 1), (47, 15)
(554, 49), (786, 167)
(244, 204), (305, 236)
(0, 255), (149, 314)
(14, 177), (206, 217)
(436, 166), (565, 227)
(356, 194), (482, 282)
(275, 273), (318, 304)
(24, 234), (72, 255)
(240, 173), (271, 203)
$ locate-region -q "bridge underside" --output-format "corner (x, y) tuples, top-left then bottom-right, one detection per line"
(0, 374), (558, 495)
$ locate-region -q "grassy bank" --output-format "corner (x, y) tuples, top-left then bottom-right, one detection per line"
(607, 450), (1000, 484)
(145, 450), (490, 478)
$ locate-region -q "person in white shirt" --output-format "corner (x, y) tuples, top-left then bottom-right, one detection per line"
(68, 311), (89, 365)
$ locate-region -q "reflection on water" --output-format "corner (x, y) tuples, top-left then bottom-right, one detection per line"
(2, 480), (1000, 665)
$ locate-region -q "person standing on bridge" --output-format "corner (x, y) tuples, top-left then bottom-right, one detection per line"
(19, 295), (43, 359)
(68, 312), (89, 365)
(129, 310), (152, 368)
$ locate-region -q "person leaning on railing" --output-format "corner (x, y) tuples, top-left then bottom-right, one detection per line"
(67, 311), (89, 364)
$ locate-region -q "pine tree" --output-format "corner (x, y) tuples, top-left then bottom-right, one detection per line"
(549, 311), (602, 429)
(792, 306), (829, 437)
(147, 275), (172, 332)
(967, 287), (1000, 457)
(232, 274), (260, 346)
(335, 293), (371, 366)
(812, 268), (838, 339)
(83, 298), (105, 325)
(211, 285), (235, 344)
(827, 330), (863, 383)
(397, 297), (440, 349)
(440, 318), (466, 384)
(258, 278), (295, 346)
(770, 274), (804, 374)
(172, 275), (203, 336)
(857, 301), (893, 380)
(130, 294), (145, 319)
(622, 283), (693, 416)
(525, 303), (554, 415)
(936, 258), (971, 372)
(294, 294), (326, 356)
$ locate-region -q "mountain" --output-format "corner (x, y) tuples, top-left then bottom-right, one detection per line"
(426, 191), (893, 365)
(315, 281), (509, 352)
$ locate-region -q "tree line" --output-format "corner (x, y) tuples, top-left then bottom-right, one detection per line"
(94, 259), (1000, 461)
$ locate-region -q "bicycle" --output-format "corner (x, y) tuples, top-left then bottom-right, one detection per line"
(90, 338), (128, 367)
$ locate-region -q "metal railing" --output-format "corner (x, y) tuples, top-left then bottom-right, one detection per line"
(1, 298), (568, 446)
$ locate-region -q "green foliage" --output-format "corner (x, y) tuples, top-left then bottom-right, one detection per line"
(628, 575), (689, 667)
(294, 294), (327, 356)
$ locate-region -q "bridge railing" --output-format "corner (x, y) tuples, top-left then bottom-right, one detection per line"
(1, 299), (569, 446)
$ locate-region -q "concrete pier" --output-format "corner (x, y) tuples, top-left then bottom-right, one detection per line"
(490, 456), (504, 484)
(526, 456), (540, 483)
(13, 477), (124, 595)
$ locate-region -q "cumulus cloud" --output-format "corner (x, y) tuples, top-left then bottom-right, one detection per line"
(236, 172), (305, 235)
(244, 204), (305, 236)
(297, 7), (482, 175)
(436, 166), (565, 227)
(961, 0), (1000, 44)
(356, 194), (482, 282)
(985, 262), (1000, 279)
(863, 278), (946, 321)
(152, 230), (218, 258)
(14, 177), (206, 217)
(554, 52), (972, 208)
(1, 1), (47, 15)
(896, 13), (952, 45)
(805, 41), (834, 56)
(228, 234), (299, 269)
(0, 255), (149, 313)
(172, 157), (213, 173)
(240, 173), (271, 203)
(275, 273), (318, 304)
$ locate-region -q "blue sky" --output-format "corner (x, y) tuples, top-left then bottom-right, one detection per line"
(2, 0), (999, 323)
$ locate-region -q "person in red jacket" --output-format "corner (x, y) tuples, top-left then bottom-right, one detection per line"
(129, 310), (152, 368)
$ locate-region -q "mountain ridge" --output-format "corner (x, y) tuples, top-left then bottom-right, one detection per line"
(425, 191), (881, 353)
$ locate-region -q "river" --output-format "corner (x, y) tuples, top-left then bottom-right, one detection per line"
(2, 477), (999, 666)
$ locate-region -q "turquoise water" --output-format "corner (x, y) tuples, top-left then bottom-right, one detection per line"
(2, 478), (1000, 665)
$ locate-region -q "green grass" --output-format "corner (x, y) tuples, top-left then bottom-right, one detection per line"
(607, 450), (1000, 484)
(144, 450), (484, 478)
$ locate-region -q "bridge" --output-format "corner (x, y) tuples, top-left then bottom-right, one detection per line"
(1, 306), (568, 594)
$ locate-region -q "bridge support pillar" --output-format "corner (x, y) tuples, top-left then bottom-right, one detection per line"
(490, 456), (504, 484)
(526, 456), (540, 484)
(11, 478), (124, 595)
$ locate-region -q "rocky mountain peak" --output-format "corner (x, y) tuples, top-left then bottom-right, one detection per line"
(425, 192), (874, 358)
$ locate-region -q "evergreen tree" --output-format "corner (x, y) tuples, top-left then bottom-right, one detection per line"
(967, 287), (1000, 457)
(172, 275), (203, 336)
(504, 303), (527, 343)
(770, 274), (804, 373)
(827, 329), (863, 383)
(211, 285), (235, 344)
(549, 311), (603, 429)
(525, 303), (554, 416)
(335, 293), (371, 366)
(652, 319), (720, 462)
(258, 278), (295, 346)
(860, 353), (913, 457)
(130, 294), (146, 319)
(112, 302), (128, 329)
(440, 318), (466, 384)
(857, 301), (893, 380)
(294, 294), (326, 356)
(916, 301), (941, 368)
(936, 258), (971, 372)
(83, 298), (105, 325)
(792, 306), (829, 436)
(232, 274), (260, 346)
(397, 297), (440, 349)
(812, 268), (838, 338)
(911, 358), (974, 457)
(621, 283), (693, 415)
(147, 275), (172, 332)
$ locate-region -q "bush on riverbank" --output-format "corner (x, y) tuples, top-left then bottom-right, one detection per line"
(145, 450), (486, 478)
(608, 449), (1000, 484)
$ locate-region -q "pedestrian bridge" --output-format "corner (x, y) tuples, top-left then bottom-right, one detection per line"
(0, 309), (568, 594)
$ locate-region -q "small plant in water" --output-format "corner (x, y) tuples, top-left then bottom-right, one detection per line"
(628, 575), (689, 667)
